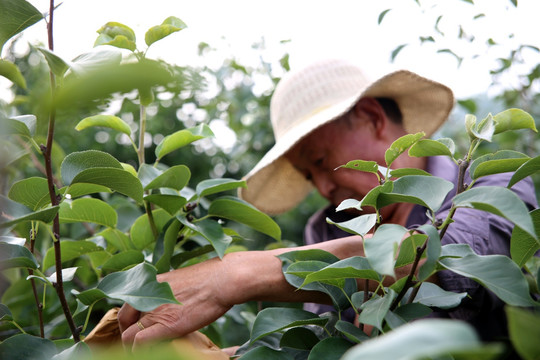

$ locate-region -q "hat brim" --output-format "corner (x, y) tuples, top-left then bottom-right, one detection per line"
(239, 70), (454, 215)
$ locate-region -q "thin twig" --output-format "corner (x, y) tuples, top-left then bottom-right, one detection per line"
(28, 228), (44, 338)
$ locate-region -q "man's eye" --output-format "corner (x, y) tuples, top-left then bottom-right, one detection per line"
(314, 157), (324, 167)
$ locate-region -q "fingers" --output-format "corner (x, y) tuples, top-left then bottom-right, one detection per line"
(121, 316), (176, 350)
(117, 303), (140, 333)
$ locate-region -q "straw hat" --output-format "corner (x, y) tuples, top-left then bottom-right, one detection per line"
(238, 58), (454, 215)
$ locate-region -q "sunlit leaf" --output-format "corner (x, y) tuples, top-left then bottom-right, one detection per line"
(145, 16), (187, 46)
(45, 267), (78, 284)
(326, 214), (377, 236)
(453, 186), (536, 240)
(389, 167), (431, 178)
(75, 115), (132, 136)
(208, 196), (281, 241)
(0, 242), (38, 270)
(469, 150), (529, 179)
(0, 0), (43, 53)
(493, 108), (537, 134)
(68, 47), (122, 76)
(96, 21), (136, 42)
(384, 132), (425, 167)
(144, 165), (190, 191)
(59, 183), (112, 199)
(471, 113), (495, 142)
(155, 124), (214, 160)
(510, 209), (540, 267)
(100, 250), (144, 274)
(196, 178), (247, 197)
(0, 59), (26, 88)
(61, 150), (122, 185)
(95, 34), (136, 51)
(408, 138), (455, 158)
(59, 198), (117, 227)
(338, 160), (379, 174)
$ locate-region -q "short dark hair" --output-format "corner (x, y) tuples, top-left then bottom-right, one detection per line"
(375, 97), (402, 124)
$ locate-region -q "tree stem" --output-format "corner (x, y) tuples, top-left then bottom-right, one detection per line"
(28, 228), (44, 338)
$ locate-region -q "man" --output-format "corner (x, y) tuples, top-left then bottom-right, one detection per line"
(118, 58), (537, 348)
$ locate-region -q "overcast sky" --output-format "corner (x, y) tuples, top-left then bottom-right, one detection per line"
(3, 0), (540, 100)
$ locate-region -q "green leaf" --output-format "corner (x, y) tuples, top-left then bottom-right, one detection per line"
(341, 320), (483, 360)
(378, 9), (391, 24)
(0, 303), (13, 321)
(510, 209), (540, 267)
(144, 194), (186, 215)
(378, 175), (454, 212)
(508, 155), (540, 188)
(43, 240), (103, 271)
(308, 337), (353, 360)
(130, 209), (171, 249)
(154, 219), (182, 273)
(68, 47), (122, 75)
(177, 216), (231, 259)
(144, 165), (190, 191)
(453, 186), (536, 240)
(0, 195), (59, 229)
(506, 307), (540, 360)
(335, 320), (369, 343)
(326, 213), (377, 237)
(250, 308), (327, 343)
(389, 167), (431, 178)
(61, 150), (123, 185)
(75, 262), (179, 312)
(8, 177), (49, 211)
(439, 244), (537, 306)
(99, 228), (133, 251)
(59, 198), (117, 227)
(384, 132), (425, 167)
(417, 224), (441, 281)
(96, 21), (136, 42)
(0, 242), (38, 270)
(155, 124), (214, 160)
(138, 164), (162, 189)
(75, 115), (132, 136)
(0, 59), (26, 88)
(145, 16), (187, 46)
(2, 114), (37, 138)
(472, 113), (495, 142)
(208, 196), (281, 241)
(51, 342), (91, 360)
(394, 233), (427, 268)
(70, 168), (144, 204)
(469, 150), (529, 179)
(408, 138), (455, 158)
(36, 48), (69, 78)
(54, 60), (172, 110)
(100, 250), (145, 274)
(0, 0), (43, 53)
(196, 178), (247, 198)
(364, 224), (408, 277)
(359, 290), (396, 331)
(493, 108), (537, 134)
(59, 183), (112, 199)
(301, 256), (380, 287)
(390, 44), (407, 62)
(241, 347), (293, 360)
(0, 334), (56, 360)
(280, 327), (319, 350)
(465, 114), (477, 141)
(338, 160), (379, 174)
(413, 282), (467, 309)
(287, 260), (346, 288)
(95, 34), (136, 51)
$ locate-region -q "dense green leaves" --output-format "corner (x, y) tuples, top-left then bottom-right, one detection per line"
(74, 262), (178, 311)
(61, 150), (123, 184)
(299, 256), (381, 287)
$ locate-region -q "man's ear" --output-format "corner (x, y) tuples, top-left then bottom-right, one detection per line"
(352, 97), (388, 138)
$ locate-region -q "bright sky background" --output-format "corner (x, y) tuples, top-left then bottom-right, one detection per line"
(2, 0), (540, 101)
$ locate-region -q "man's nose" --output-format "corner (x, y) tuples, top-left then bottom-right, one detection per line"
(311, 171), (336, 200)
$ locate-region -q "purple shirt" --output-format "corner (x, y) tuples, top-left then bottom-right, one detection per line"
(303, 156), (538, 340)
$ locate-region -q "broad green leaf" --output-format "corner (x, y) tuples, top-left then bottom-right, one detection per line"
(335, 320), (369, 343)
(326, 213), (377, 237)
(138, 163), (161, 189)
(45, 267), (78, 284)
(510, 209), (540, 267)
(54, 60), (172, 110)
(36, 47), (69, 78)
(8, 177), (49, 210)
(342, 320), (493, 360)
(506, 306), (540, 360)
(0, 303), (13, 321)
(408, 138), (455, 158)
(196, 178), (247, 198)
(493, 108), (537, 134)
(75, 115), (131, 136)
(95, 34), (136, 51)
(59, 183), (112, 199)
(61, 150), (123, 185)
(301, 256), (380, 287)
(364, 224), (408, 277)
(130, 209), (171, 249)
(0, 195), (59, 229)
(287, 260), (346, 288)
(394, 233), (427, 268)
(0, 0), (43, 53)
(0, 59), (26, 88)
(154, 219), (182, 273)
(59, 198), (117, 227)
(241, 347), (292, 360)
(0, 242), (38, 270)
(439, 244), (537, 306)
(413, 282), (467, 309)
(417, 224), (441, 281)
(0, 334), (56, 360)
(96, 21), (136, 42)
(384, 132), (425, 167)
(250, 308), (327, 343)
(357, 182), (394, 211)
(99, 228), (133, 251)
(75, 262), (179, 312)
(359, 290), (396, 331)
(392, 303), (432, 323)
(308, 337), (353, 360)
(43, 240), (103, 270)
(70, 168), (144, 204)
(338, 160), (379, 174)
(469, 150), (529, 179)
(2, 114), (36, 138)
(144, 165), (190, 191)
(208, 196), (281, 241)
(144, 194), (186, 215)
(155, 124), (214, 160)
(145, 16), (187, 46)
(280, 327), (319, 350)
(100, 250), (145, 274)
(389, 167), (431, 178)
(177, 216), (231, 259)
(453, 186), (536, 240)
(508, 155), (540, 188)
(335, 198), (362, 212)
